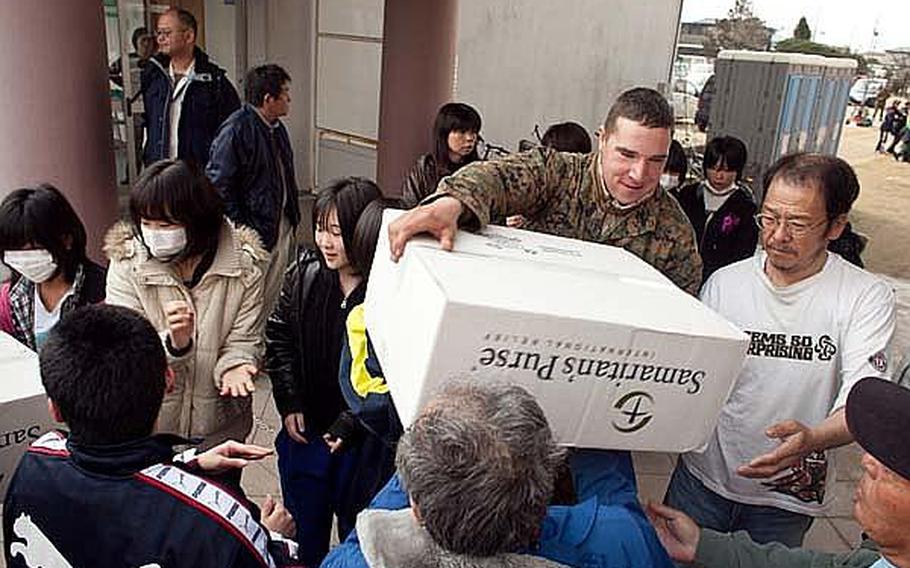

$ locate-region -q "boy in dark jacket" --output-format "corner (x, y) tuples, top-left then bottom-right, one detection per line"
(2, 305), (298, 568)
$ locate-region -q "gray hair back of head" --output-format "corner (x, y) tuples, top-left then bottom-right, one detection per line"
(396, 381), (566, 557)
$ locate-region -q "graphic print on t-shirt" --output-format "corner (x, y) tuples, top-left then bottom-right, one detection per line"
(745, 330), (835, 503)
(746, 331), (838, 362)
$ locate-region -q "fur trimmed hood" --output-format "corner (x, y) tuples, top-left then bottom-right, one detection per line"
(357, 509), (568, 568)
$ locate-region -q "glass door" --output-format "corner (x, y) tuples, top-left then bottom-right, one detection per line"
(104, 0), (154, 187)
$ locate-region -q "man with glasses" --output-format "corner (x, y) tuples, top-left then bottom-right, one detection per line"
(664, 152), (896, 548)
(388, 87), (702, 295)
(141, 8), (239, 167)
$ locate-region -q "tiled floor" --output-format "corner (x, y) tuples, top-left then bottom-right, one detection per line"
(0, 378), (865, 567)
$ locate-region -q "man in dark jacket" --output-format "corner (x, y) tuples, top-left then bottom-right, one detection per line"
(207, 64), (300, 312)
(886, 102), (908, 158)
(142, 8), (239, 167)
(647, 377), (910, 568)
(876, 103), (898, 152)
(3, 305), (299, 568)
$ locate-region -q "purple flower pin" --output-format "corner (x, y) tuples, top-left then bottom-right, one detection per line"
(720, 214), (739, 235)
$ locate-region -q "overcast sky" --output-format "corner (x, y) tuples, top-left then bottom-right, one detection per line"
(682, 0), (906, 53)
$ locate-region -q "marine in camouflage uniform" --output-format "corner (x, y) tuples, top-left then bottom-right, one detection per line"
(434, 146), (703, 295)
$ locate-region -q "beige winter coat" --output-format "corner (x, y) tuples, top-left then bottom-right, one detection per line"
(104, 219), (268, 447)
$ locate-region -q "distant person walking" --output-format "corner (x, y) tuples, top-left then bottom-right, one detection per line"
(876, 102), (898, 153)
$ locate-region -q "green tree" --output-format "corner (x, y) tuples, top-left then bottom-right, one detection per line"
(794, 16), (811, 40)
(774, 38), (868, 74)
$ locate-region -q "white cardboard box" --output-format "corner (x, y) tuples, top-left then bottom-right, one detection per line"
(366, 211), (750, 452)
(0, 332), (54, 498)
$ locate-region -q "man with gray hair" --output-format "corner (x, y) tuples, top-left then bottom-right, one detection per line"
(323, 381), (674, 568)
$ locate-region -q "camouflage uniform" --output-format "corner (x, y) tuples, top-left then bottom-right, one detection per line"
(436, 147), (703, 295)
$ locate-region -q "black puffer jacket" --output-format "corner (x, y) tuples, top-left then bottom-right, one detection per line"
(206, 104), (300, 251)
(265, 248), (365, 433)
(401, 153), (450, 209)
(674, 181), (758, 283)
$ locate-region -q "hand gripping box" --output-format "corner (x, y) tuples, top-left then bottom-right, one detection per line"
(0, 332), (54, 498)
(365, 211), (750, 452)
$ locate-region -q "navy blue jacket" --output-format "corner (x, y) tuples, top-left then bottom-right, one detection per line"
(322, 450), (674, 568)
(207, 104), (301, 251)
(141, 47), (240, 167)
(3, 431), (298, 568)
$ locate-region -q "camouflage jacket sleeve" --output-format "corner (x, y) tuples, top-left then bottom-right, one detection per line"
(663, 221), (703, 296)
(435, 147), (579, 227)
(651, 195), (703, 295)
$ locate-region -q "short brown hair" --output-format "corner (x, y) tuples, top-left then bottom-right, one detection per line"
(603, 87), (674, 134)
(762, 153), (859, 219)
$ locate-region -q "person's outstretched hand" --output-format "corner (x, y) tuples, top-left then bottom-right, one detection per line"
(195, 440), (273, 473)
(737, 420), (814, 479)
(645, 501), (700, 564)
(389, 196), (463, 261)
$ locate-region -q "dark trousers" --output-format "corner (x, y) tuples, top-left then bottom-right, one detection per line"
(275, 426), (397, 566)
(876, 129), (890, 152)
(664, 459), (813, 548)
(276, 428), (359, 567)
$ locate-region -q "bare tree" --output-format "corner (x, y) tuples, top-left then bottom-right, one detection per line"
(705, 0), (774, 56)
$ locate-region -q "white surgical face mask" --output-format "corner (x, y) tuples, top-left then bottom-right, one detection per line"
(4, 249), (58, 283)
(705, 179), (736, 196)
(660, 173), (680, 190)
(141, 226), (187, 260)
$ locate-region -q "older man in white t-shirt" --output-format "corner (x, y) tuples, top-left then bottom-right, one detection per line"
(664, 153), (896, 547)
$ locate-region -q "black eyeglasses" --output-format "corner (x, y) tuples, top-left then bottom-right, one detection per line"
(754, 213), (827, 237)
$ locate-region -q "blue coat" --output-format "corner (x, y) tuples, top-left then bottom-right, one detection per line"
(141, 47), (240, 167)
(206, 104), (301, 251)
(321, 450), (674, 568)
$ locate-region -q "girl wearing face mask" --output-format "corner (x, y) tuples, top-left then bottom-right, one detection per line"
(0, 184), (106, 350)
(661, 139), (689, 196)
(674, 135), (758, 282)
(104, 160), (268, 450)
(401, 102), (482, 209)
(265, 177), (381, 566)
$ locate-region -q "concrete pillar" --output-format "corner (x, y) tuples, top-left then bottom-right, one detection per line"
(377, 0), (458, 197)
(0, 2), (118, 261)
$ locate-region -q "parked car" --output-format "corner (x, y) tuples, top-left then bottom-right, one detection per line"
(849, 77), (888, 107)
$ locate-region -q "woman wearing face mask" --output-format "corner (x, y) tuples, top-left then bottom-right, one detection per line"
(0, 184), (106, 350)
(265, 177), (381, 567)
(104, 160), (268, 449)
(661, 140), (689, 196)
(401, 102), (481, 209)
(674, 135), (757, 283)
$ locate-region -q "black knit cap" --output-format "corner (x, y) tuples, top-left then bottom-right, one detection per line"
(846, 377), (910, 482)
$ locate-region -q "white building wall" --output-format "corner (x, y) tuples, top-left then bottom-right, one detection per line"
(455, 0), (682, 149)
